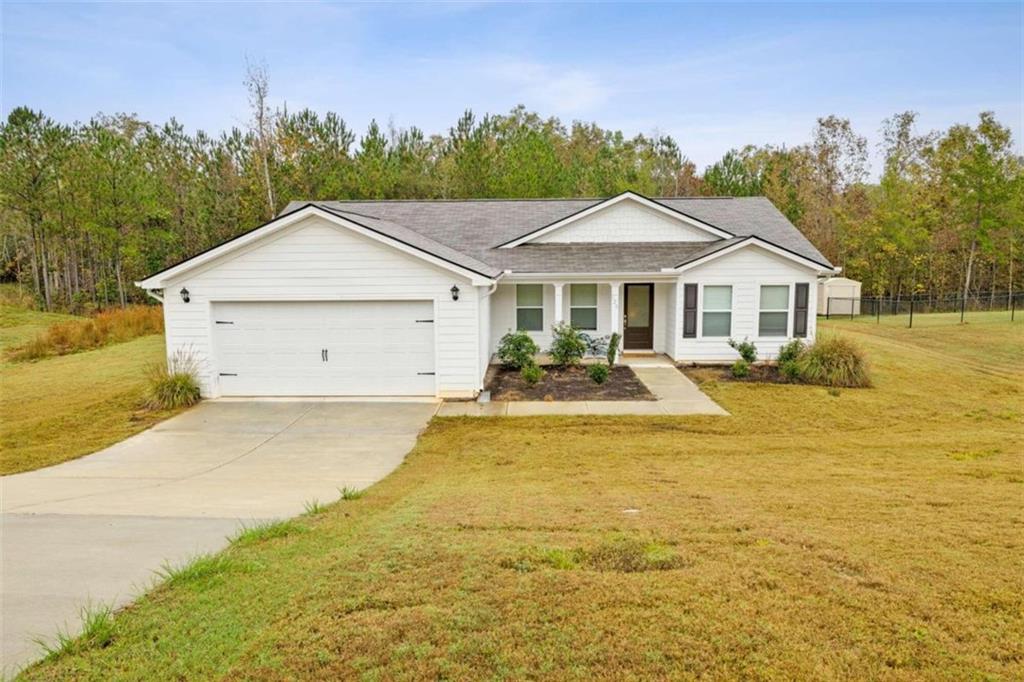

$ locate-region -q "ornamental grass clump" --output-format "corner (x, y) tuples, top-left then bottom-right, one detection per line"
(796, 334), (872, 388)
(145, 349), (202, 410)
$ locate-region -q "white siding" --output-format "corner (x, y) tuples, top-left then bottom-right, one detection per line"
(489, 282), (618, 355)
(533, 200), (718, 243)
(672, 245), (819, 362)
(664, 282), (678, 358)
(161, 215), (480, 398)
(477, 286), (492, 386)
(489, 280), (685, 358)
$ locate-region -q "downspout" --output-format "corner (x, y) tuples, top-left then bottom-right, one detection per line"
(145, 288), (164, 304)
(476, 272), (507, 394)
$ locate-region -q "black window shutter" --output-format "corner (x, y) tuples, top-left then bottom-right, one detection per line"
(794, 283), (809, 337)
(683, 283), (698, 338)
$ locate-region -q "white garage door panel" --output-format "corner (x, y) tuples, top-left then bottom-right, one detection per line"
(213, 300), (435, 396)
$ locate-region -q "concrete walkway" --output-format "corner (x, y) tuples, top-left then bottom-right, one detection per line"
(1, 401), (436, 675)
(437, 356), (728, 417)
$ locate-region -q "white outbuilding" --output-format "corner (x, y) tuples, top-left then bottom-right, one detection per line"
(817, 276), (862, 315)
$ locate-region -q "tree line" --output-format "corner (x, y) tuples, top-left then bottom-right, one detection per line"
(1, 69), (1020, 311)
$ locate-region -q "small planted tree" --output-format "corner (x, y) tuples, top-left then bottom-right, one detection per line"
(548, 323), (587, 367)
(497, 330), (539, 369)
(728, 337), (758, 364)
(606, 332), (621, 365)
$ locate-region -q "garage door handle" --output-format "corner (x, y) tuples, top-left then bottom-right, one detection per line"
(325, 349), (328, 362)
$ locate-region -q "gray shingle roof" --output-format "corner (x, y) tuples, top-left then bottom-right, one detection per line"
(282, 196), (833, 276)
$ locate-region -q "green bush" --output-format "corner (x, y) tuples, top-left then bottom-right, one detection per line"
(587, 363), (610, 384)
(777, 339), (805, 364)
(497, 330), (539, 369)
(779, 359), (801, 381)
(728, 337), (758, 364)
(731, 359), (750, 378)
(145, 349), (201, 410)
(548, 322), (587, 366)
(607, 332), (621, 365)
(796, 334), (872, 388)
(521, 363), (545, 386)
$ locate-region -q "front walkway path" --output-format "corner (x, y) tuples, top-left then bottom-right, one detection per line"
(437, 356), (728, 417)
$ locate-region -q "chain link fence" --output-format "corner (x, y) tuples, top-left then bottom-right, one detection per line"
(824, 292), (1023, 327)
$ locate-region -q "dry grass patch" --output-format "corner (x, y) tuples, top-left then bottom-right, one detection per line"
(20, 315), (1024, 680)
(7, 305), (163, 361)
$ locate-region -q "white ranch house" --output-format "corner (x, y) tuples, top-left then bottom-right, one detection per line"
(138, 192), (836, 398)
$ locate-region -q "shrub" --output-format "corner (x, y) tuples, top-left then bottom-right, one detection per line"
(796, 334), (872, 388)
(607, 332), (621, 365)
(548, 322), (587, 366)
(145, 348), (201, 410)
(777, 338), (805, 364)
(9, 305), (163, 361)
(587, 363), (610, 384)
(731, 359), (750, 378)
(497, 330), (539, 369)
(728, 337), (758, 364)
(520, 363), (545, 386)
(779, 359), (801, 382)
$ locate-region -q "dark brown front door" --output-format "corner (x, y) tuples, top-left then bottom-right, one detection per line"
(623, 283), (654, 350)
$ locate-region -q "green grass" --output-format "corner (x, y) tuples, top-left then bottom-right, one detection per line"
(19, 315), (1024, 680)
(32, 603), (115, 663)
(824, 309), (1022, 369)
(1, 302), (176, 475)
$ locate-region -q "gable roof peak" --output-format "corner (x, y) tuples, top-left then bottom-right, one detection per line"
(496, 191), (733, 248)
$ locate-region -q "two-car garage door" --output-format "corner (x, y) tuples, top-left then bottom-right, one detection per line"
(212, 300), (436, 396)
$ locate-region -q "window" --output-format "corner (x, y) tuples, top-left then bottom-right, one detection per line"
(701, 285), (732, 337)
(569, 284), (598, 330)
(516, 284), (544, 331)
(759, 285), (790, 336)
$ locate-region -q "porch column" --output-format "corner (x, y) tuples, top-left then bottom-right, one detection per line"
(609, 281), (622, 355)
(552, 282), (565, 324)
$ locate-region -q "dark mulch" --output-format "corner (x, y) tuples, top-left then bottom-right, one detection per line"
(679, 363), (791, 385)
(486, 365), (656, 401)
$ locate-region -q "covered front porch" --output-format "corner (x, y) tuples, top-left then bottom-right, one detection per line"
(487, 277), (680, 357)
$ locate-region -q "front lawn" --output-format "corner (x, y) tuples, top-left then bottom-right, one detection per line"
(21, 316), (1024, 679)
(1, 303), (174, 475)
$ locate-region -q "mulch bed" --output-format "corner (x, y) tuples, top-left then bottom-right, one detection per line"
(486, 365), (656, 401)
(679, 363), (791, 385)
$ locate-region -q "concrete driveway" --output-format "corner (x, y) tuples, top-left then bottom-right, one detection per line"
(1, 400), (437, 674)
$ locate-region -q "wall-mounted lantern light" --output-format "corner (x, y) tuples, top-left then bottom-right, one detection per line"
(180, 287), (190, 303)
(450, 285), (460, 301)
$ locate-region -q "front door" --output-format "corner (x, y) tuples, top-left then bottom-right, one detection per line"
(623, 283), (654, 350)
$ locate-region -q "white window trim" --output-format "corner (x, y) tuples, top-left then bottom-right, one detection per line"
(699, 284), (733, 338)
(569, 284), (598, 331)
(516, 284), (544, 332)
(758, 283), (792, 338)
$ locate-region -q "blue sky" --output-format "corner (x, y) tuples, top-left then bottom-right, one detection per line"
(2, 2), (1020, 175)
